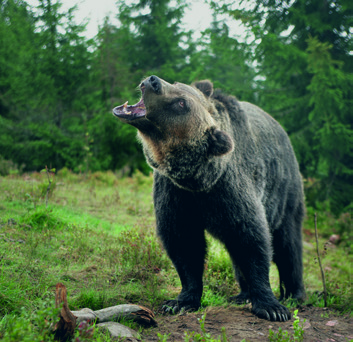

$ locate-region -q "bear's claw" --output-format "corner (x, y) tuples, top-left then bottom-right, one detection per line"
(252, 301), (291, 321)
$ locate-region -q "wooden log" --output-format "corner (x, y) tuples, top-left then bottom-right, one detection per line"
(50, 283), (156, 342)
(71, 307), (97, 323)
(72, 304), (157, 327)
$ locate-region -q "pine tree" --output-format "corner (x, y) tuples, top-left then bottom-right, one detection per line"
(306, 37), (353, 213)
(116, 0), (191, 82)
(187, 17), (256, 102)
(216, 0), (353, 213)
(0, 0), (93, 171)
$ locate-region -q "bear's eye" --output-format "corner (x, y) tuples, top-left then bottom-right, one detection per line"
(171, 98), (188, 113)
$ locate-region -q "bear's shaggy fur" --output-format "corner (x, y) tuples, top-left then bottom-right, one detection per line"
(113, 76), (305, 321)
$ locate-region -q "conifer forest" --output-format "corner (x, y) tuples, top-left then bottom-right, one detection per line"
(1, 0), (352, 214)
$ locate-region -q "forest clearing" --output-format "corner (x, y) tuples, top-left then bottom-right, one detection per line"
(1, 0), (352, 340)
(0, 171), (352, 341)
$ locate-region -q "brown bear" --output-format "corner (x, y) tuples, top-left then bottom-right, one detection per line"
(113, 75), (305, 322)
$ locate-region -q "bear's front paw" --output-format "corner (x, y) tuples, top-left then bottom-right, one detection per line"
(162, 299), (200, 314)
(251, 300), (291, 321)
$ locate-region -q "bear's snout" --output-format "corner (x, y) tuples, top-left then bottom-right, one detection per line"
(143, 75), (162, 95)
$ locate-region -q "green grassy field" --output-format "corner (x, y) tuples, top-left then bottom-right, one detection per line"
(0, 170), (352, 341)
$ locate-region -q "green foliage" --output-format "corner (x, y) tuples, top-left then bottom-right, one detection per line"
(157, 332), (171, 342)
(214, 0), (353, 214)
(184, 314), (228, 342)
(268, 310), (305, 342)
(0, 301), (59, 342)
(202, 236), (237, 307)
(71, 289), (108, 311)
(188, 20), (256, 102)
(156, 314), (229, 342)
(306, 36), (353, 214)
(305, 206), (353, 250)
(116, 0), (191, 82)
(0, 0), (91, 172)
(23, 207), (64, 230)
(0, 172), (352, 340)
(0, 156), (23, 176)
(0, 0), (352, 212)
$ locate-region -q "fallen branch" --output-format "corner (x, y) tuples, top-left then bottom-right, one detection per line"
(51, 283), (157, 341)
(72, 304), (157, 327)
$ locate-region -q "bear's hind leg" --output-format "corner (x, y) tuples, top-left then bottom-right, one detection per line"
(273, 205), (305, 302)
(229, 265), (250, 304)
(221, 218), (291, 321)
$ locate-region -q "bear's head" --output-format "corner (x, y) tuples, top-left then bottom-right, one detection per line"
(113, 76), (234, 190)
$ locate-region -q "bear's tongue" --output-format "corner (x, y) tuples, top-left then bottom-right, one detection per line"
(113, 98), (146, 119)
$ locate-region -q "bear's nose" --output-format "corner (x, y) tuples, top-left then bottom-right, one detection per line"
(148, 75), (161, 94)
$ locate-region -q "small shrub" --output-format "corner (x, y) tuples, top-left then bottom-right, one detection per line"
(22, 207), (65, 230)
(203, 237), (237, 302)
(0, 156), (23, 176)
(112, 225), (172, 308)
(132, 169), (153, 187)
(71, 289), (107, 311)
(157, 332), (171, 341)
(336, 212), (353, 249)
(268, 310), (305, 342)
(89, 171), (118, 186)
(0, 301), (59, 342)
(184, 314), (228, 342)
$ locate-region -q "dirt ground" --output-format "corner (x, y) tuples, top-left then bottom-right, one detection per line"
(141, 305), (353, 342)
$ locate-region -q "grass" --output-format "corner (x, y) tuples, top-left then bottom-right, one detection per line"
(0, 170), (352, 340)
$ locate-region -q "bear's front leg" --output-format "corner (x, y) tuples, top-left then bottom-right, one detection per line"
(161, 227), (206, 314)
(157, 214), (206, 314)
(154, 174), (206, 314)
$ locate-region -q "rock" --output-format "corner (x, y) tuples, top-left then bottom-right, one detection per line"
(325, 320), (338, 326)
(97, 321), (138, 341)
(329, 234), (340, 244)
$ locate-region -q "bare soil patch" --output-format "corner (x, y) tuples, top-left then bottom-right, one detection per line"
(142, 306), (353, 342)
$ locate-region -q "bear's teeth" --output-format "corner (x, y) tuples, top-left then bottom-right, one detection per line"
(123, 101), (130, 114)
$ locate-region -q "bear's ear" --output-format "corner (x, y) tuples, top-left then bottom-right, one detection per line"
(194, 80), (213, 98)
(207, 128), (234, 157)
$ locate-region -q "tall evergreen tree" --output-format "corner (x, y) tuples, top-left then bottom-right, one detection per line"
(0, 0), (38, 119)
(116, 0), (192, 83)
(86, 18), (148, 173)
(83, 0), (195, 174)
(0, 0), (92, 171)
(306, 36), (353, 213)
(215, 0), (353, 213)
(0, 0), (45, 167)
(187, 17), (256, 102)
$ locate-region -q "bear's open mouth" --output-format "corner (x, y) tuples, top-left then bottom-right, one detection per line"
(112, 97), (146, 120)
